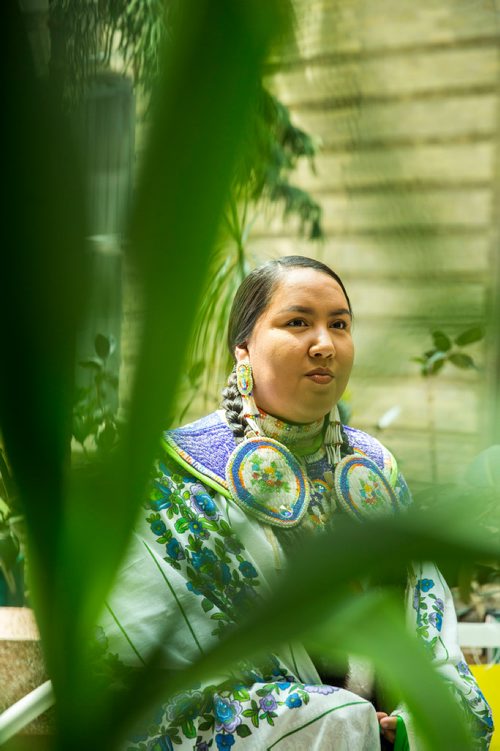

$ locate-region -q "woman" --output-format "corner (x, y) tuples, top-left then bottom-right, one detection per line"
(101, 256), (493, 750)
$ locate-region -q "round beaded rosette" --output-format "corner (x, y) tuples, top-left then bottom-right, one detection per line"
(334, 453), (400, 521)
(225, 437), (310, 527)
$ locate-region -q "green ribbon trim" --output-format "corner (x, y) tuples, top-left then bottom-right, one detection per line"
(394, 715), (410, 751)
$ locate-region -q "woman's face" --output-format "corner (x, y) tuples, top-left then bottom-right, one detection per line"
(235, 267), (354, 423)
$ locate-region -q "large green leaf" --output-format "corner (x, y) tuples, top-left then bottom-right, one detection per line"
(308, 591), (471, 751)
(100, 506), (499, 748)
(1, 1), (293, 749)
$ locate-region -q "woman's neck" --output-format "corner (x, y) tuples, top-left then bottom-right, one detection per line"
(255, 407), (325, 453)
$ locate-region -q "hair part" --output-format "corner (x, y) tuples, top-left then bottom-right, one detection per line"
(226, 255), (352, 358)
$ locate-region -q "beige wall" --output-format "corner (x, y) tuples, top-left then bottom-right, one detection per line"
(120, 0), (500, 489)
(258, 0), (500, 486)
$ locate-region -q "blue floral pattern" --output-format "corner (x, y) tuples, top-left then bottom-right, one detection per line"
(128, 673), (344, 750)
(411, 571), (494, 749)
(145, 457), (262, 635)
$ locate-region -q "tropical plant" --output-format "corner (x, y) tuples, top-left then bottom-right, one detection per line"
(1, 3), (499, 751)
(72, 333), (120, 456)
(413, 326), (485, 377)
(0, 451), (22, 605)
(49, 0), (173, 102)
(411, 326), (485, 484)
(412, 327), (497, 604)
(48, 0), (325, 420)
(185, 85), (325, 416)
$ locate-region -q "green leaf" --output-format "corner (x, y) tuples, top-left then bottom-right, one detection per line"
(431, 331), (452, 352)
(233, 689), (250, 701)
(181, 720), (197, 739)
(236, 724), (252, 738)
(78, 357), (103, 371)
(308, 591), (472, 751)
(188, 360), (205, 385)
(94, 334), (112, 360)
(96, 423), (117, 451)
(201, 598), (214, 612)
(448, 353), (475, 369)
(454, 326), (485, 346)
(423, 351), (446, 375)
(174, 518), (190, 534)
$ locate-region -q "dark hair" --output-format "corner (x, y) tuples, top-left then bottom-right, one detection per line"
(227, 255), (352, 357)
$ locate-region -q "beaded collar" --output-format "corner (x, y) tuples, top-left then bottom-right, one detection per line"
(254, 408), (325, 456)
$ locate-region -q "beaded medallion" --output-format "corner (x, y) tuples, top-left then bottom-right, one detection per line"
(334, 453), (400, 521)
(225, 437), (310, 527)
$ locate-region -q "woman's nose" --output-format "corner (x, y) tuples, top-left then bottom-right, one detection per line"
(309, 330), (335, 358)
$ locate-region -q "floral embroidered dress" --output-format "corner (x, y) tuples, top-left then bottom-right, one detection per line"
(100, 410), (493, 750)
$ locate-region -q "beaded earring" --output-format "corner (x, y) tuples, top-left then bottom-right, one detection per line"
(236, 361), (253, 397)
(234, 361), (260, 436)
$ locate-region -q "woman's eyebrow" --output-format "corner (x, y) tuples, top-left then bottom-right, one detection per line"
(278, 305), (352, 317)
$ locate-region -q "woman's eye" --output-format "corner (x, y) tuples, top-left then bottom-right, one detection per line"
(286, 318), (307, 327)
(331, 320), (347, 330)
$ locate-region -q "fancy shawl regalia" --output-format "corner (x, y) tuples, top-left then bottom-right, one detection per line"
(100, 411), (493, 750)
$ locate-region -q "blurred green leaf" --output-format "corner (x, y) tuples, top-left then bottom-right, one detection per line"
(423, 351), (446, 376)
(455, 326), (485, 346)
(188, 359), (205, 385)
(466, 445), (500, 488)
(308, 590), (471, 751)
(432, 330), (452, 352)
(79, 357), (103, 371)
(94, 334), (112, 359)
(448, 353), (475, 370)
(109, 506), (499, 748)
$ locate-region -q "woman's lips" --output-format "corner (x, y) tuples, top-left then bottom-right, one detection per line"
(306, 373), (334, 384)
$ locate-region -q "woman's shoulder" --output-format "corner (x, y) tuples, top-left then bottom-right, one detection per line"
(343, 424), (393, 468)
(344, 425), (412, 504)
(161, 410), (235, 497)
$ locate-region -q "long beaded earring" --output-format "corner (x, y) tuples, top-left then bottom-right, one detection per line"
(236, 361), (253, 396)
(235, 361), (260, 435)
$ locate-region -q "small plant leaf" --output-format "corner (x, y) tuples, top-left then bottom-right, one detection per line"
(454, 326), (485, 347)
(432, 331), (452, 352)
(94, 334), (112, 359)
(188, 360), (205, 385)
(423, 351), (446, 375)
(448, 353), (475, 369)
(79, 357), (103, 371)
(236, 725), (252, 738)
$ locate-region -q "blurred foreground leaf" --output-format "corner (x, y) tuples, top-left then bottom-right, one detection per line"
(103, 505), (498, 749)
(2, 1), (293, 749)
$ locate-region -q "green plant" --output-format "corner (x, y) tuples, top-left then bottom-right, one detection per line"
(413, 326), (485, 376)
(72, 333), (119, 456)
(49, 0), (173, 103)
(184, 86), (324, 416)
(411, 326), (485, 483)
(0, 448), (24, 605)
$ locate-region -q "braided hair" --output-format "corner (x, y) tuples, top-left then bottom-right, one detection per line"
(221, 367), (246, 442)
(221, 256), (353, 452)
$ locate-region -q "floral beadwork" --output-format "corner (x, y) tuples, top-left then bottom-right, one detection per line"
(225, 437), (310, 527)
(126, 658), (329, 750)
(412, 578), (445, 649)
(410, 574), (494, 749)
(145, 456), (262, 636)
(249, 453), (291, 494)
(451, 666), (494, 750)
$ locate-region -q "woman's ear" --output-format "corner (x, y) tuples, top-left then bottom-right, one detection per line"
(234, 344), (249, 363)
